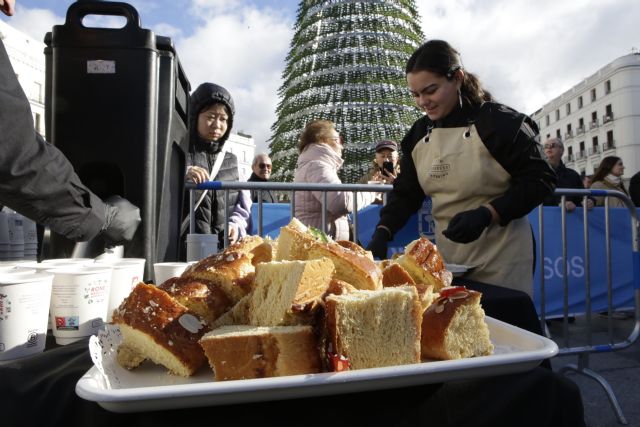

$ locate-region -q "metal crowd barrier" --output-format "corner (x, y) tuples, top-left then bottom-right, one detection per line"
(185, 180), (392, 247)
(537, 188), (640, 425)
(187, 182), (639, 424)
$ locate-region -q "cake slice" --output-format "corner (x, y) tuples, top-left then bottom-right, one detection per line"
(183, 250), (255, 303)
(111, 282), (208, 377)
(199, 325), (321, 380)
(275, 218), (321, 261)
(421, 286), (493, 360)
(308, 241), (381, 290)
(246, 258), (334, 326)
(324, 286), (422, 370)
(395, 237), (452, 291)
(158, 276), (233, 326)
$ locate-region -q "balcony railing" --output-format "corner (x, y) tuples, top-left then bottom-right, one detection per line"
(603, 115), (614, 124)
(566, 153), (574, 162)
(576, 126), (585, 135)
(589, 120), (599, 130)
(588, 146), (600, 155)
(565, 132), (573, 140)
(575, 151), (587, 160)
(603, 140), (616, 151)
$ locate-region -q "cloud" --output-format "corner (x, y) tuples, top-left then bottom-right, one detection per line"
(8, 7), (61, 42)
(416, 0), (640, 115)
(175, 4), (293, 152)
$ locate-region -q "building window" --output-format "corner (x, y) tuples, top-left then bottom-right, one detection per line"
(556, 129), (561, 138)
(590, 111), (598, 128)
(546, 133), (551, 140)
(590, 88), (596, 102)
(555, 109), (560, 121)
(545, 115), (550, 126)
(568, 146), (573, 157)
(578, 96), (583, 109)
(577, 117), (585, 134)
(566, 123), (572, 139)
(605, 80), (611, 94)
(33, 82), (43, 103)
(590, 136), (599, 155)
(34, 113), (41, 133)
(605, 130), (614, 150)
(604, 104), (613, 123)
(579, 141), (585, 159)
(566, 103), (571, 115)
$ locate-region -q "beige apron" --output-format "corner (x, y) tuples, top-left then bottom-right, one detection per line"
(412, 125), (533, 296)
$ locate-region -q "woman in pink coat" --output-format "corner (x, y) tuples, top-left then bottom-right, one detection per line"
(293, 120), (376, 240)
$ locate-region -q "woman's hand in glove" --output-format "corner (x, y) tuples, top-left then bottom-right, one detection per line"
(442, 206), (492, 243)
(366, 227), (391, 260)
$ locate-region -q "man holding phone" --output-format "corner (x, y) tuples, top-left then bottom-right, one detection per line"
(359, 139), (400, 185)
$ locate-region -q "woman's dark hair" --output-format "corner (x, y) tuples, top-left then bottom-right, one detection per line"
(591, 156), (622, 184)
(406, 40), (492, 107)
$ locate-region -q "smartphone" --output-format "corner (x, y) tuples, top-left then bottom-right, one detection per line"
(382, 161), (394, 175)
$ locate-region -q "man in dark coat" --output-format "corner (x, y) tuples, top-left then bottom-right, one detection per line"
(542, 138), (594, 210)
(248, 153), (277, 203)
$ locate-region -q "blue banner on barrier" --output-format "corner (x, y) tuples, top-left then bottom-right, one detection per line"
(251, 203), (635, 316)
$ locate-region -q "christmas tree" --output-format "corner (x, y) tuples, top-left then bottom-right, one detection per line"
(269, 0), (424, 183)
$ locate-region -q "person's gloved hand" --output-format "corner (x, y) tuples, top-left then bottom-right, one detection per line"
(442, 206), (492, 243)
(366, 227), (391, 260)
(101, 195), (141, 247)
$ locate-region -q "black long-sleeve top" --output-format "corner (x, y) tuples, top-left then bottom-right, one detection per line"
(377, 102), (557, 236)
(0, 40), (105, 241)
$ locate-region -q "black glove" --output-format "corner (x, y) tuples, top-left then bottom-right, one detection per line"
(442, 206), (492, 244)
(101, 195), (141, 247)
(366, 227), (391, 260)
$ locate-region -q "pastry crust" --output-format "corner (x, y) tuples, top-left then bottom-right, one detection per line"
(111, 283), (208, 376)
(420, 288), (493, 360)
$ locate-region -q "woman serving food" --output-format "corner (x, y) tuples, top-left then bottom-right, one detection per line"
(367, 40), (556, 296)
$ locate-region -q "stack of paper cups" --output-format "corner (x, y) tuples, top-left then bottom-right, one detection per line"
(0, 211), (10, 261)
(22, 217), (38, 261)
(6, 211), (24, 260)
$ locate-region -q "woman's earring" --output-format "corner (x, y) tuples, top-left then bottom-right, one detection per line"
(458, 88), (463, 109)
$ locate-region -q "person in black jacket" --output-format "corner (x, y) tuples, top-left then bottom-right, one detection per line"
(367, 40), (557, 296)
(248, 153), (277, 203)
(183, 83), (250, 246)
(541, 137), (594, 211)
(0, 0), (139, 247)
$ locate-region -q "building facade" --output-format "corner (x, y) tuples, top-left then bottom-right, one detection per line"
(532, 52), (640, 181)
(0, 21), (46, 136)
(225, 131), (255, 181)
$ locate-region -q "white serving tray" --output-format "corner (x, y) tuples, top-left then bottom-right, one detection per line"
(76, 317), (557, 413)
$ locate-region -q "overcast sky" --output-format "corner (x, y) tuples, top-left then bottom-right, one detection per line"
(4, 0), (639, 154)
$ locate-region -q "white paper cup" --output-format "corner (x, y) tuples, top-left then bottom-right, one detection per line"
(153, 262), (189, 285)
(41, 258), (94, 264)
(48, 266), (112, 345)
(94, 260), (144, 321)
(0, 272), (54, 361)
(186, 233), (218, 262)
